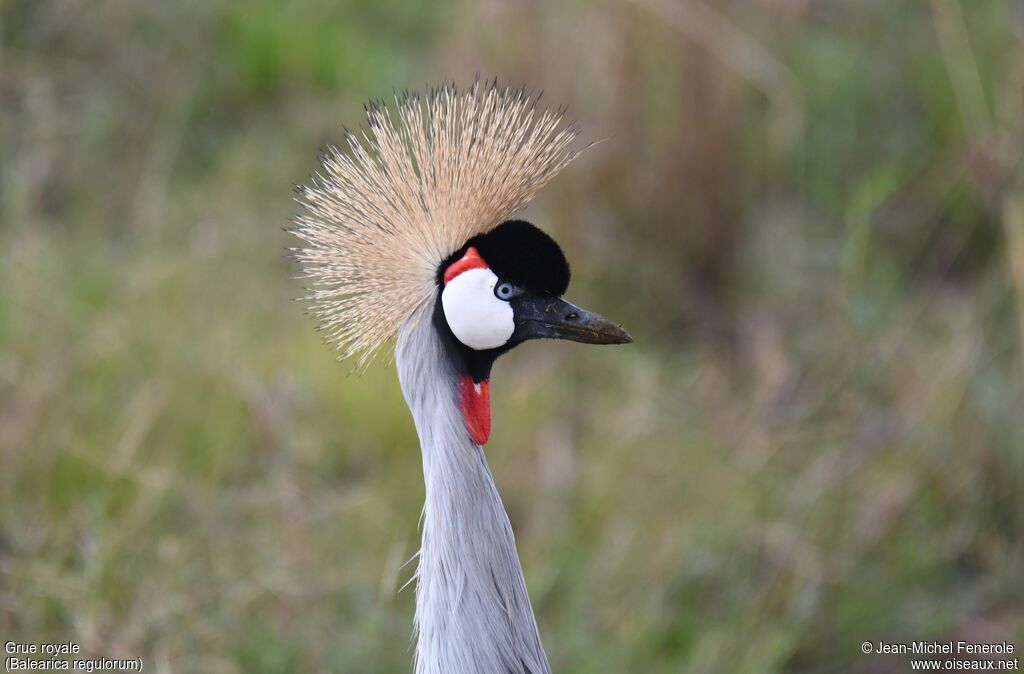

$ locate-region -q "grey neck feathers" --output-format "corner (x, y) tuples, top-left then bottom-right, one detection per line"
(396, 311), (552, 674)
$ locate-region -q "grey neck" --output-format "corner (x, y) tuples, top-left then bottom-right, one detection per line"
(396, 311), (551, 674)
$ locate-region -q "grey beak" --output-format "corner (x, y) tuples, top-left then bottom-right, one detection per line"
(511, 296), (633, 345)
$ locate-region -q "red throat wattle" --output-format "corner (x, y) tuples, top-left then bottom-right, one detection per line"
(457, 374), (491, 445)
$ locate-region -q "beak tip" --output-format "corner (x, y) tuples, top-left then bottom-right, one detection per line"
(596, 322), (632, 345)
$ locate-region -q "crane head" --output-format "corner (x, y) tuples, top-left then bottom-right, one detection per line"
(435, 219), (631, 444)
(292, 81), (632, 444)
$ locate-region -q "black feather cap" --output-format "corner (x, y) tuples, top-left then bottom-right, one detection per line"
(438, 220), (570, 296)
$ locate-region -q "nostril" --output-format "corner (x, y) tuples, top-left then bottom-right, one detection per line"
(565, 312), (579, 322)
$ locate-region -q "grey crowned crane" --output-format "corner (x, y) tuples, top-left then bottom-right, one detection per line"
(292, 82), (631, 674)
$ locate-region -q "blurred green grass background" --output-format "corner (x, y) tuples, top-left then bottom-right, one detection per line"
(2, 1), (1023, 672)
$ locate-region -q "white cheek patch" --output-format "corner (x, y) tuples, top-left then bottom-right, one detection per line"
(442, 267), (515, 350)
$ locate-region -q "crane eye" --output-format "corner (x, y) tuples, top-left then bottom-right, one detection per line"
(494, 281), (519, 301)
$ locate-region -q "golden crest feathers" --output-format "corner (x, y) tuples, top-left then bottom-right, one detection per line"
(291, 81), (579, 364)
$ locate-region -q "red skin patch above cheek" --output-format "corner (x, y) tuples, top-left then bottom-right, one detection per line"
(443, 246), (489, 285)
(457, 374), (491, 445)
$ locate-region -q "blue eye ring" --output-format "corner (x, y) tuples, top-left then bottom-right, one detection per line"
(494, 281), (517, 301)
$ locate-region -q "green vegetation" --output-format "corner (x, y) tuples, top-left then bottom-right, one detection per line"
(2, 0), (1022, 671)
